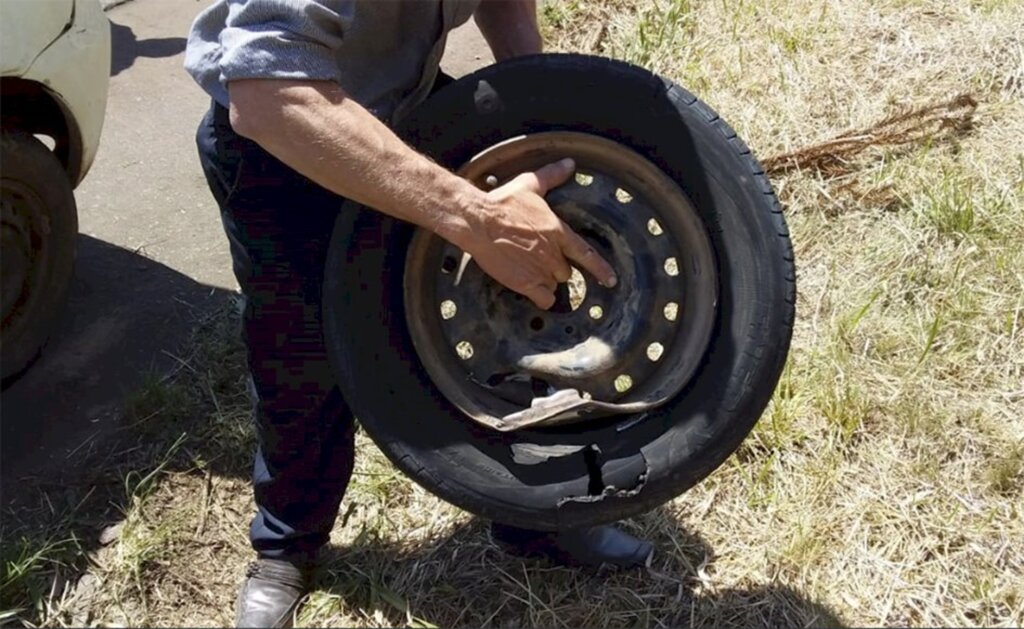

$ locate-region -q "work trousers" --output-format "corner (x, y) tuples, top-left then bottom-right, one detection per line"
(196, 101), (356, 563)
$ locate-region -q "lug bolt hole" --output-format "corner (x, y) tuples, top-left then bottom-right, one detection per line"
(564, 325), (574, 334)
(664, 302), (679, 322)
(455, 341), (474, 360)
(441, 256), (458, 274)
(530, 317), (545, 331)
(647, 342), (664, 361)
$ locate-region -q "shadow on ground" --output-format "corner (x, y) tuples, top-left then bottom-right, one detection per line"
(1, 234), (232, 498)
(0, 239), (843, 628)
(110, 19), (186, 76)
(313, 514), (846, 627)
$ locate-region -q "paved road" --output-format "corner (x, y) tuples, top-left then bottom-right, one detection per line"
(1, 0), (492, 489)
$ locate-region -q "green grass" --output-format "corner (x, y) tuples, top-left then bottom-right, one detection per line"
(1, 535), (84, 622)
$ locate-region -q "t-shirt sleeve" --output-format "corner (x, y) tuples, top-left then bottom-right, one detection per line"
(217, 0), (354, 86)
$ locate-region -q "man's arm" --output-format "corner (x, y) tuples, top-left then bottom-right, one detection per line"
(228, 79), (615, 309)
(474, 0), (542, 60)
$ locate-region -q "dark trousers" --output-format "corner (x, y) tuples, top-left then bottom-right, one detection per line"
(193, 77), (543, 564)
(196, 102), (354, 564)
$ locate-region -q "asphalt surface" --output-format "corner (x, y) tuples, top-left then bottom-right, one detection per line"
(1, 0), (492, 491)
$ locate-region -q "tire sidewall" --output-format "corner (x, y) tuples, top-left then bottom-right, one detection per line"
(0, 131), (78, 381)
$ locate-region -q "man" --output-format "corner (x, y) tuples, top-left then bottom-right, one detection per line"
(185, 1), (654, 626)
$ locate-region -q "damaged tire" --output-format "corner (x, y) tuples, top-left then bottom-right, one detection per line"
(323, 54), (795, 530)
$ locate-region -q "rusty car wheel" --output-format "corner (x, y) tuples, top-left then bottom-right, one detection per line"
(404, 131), (717, 432)
(323, 54), (795, 530)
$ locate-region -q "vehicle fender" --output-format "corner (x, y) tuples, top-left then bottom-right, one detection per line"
(18, 0), (111, 185)
(0, 0), (74, 77)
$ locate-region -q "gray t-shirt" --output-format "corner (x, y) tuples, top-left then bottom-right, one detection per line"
(184, 0), (480, 122)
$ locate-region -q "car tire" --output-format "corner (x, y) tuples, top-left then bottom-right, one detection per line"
(323, 54), (796, 530)
(1, 131), (78, 382)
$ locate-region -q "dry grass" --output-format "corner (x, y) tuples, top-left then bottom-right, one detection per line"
(543, 0), (1024, 625)
(759, 93), (979, 175)
(3, 0), (1023, 626)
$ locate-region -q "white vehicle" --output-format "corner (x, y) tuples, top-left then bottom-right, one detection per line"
(1, 0), (111, 380)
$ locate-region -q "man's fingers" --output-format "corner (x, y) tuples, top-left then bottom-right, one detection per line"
(522, 284), (556, 310)
(550, 256), (573, 284)
(560, 227), (618, 288)
(515, 158), (576, 196)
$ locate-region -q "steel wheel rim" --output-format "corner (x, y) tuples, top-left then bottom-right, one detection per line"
(403, 132), (718, 430)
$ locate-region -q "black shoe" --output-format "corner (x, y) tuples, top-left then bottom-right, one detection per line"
(491, 522), (654, 569)
(235, 558), (310, 628)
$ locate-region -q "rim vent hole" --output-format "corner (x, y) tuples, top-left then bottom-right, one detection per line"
(567, 267), (587, 310)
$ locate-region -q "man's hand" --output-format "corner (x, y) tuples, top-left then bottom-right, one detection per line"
(453, 159), (618, 310)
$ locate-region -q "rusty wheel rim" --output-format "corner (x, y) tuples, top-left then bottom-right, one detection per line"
(404, 132), (718, 430)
